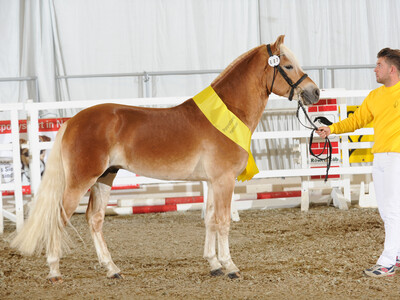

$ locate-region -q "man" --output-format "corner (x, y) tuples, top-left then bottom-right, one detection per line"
(317, 47), (400, 277)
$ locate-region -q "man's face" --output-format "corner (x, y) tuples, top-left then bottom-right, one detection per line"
(374, 57), (391, 85)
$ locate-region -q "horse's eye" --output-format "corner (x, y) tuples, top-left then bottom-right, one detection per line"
(284, 65), (293, 70)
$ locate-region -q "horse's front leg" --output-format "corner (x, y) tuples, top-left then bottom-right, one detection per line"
(217, 220), (240, 278)
(86, 173), (123, 279)
(215, 178), (240, 278)
(204, 177), (240, 278)
(204, 182), (224, 276)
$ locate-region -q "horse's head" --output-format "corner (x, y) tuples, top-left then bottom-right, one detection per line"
(266, 35), (320, 105)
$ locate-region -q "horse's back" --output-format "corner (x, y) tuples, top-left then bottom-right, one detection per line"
(64, 101), (202, 144)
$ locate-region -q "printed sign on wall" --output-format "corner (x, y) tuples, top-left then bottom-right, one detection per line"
(347, 105), (374, 163)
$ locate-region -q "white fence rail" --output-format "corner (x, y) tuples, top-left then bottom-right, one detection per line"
(0, 103), (24, 233)
(1, 89), (374, 232)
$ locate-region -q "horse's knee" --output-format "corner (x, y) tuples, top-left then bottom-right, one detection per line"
(85, 194), (95, 222)
(88, 211), (105, 232)
(63, 187), (93, 224)
(60, 207), (74, 225)
(217, 223), (230, 236)
(205, 219), (218, 231)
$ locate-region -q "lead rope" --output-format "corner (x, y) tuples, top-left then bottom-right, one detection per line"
(296, 101), (332, 182)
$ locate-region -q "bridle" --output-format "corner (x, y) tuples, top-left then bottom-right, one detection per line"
(266, 44), (308, 101)
(266, 43), (332, 181)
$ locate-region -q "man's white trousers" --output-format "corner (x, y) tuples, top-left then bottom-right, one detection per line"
(373, 152), (400, 267)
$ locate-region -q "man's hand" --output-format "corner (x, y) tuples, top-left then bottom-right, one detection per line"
(316, 126), (331, 138)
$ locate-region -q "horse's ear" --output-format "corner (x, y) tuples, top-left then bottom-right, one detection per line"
(275, 35), (285, 47)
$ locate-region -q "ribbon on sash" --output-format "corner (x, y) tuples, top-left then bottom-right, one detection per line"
(193, 86), (259, 181)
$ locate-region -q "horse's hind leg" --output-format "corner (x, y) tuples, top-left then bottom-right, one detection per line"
(86, 172), (122, 278)
(47, 235), (63, 282)
(204, 177), (240, 278)
(47, 183), (94, 283)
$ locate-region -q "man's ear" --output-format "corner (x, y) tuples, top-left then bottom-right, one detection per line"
(390, 65), (396, 75)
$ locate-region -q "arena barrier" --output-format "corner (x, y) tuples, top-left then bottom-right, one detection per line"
(0, 89), (376, 232)
(0, 103), (24, 233)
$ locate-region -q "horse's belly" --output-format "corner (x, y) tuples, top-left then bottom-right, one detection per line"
(111, 139), (207, 181)
(126, 154), (206, 181)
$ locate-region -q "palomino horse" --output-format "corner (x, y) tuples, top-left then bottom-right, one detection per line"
(11, 35), (319, 282)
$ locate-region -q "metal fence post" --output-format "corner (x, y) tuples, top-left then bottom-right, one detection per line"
(26, 100), (42, 196)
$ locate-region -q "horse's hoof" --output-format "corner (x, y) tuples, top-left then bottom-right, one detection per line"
(48, 276), (63, 284)
(110, 273), (124, 279)
(227, 271), (241, 279)
(210, 268), (224, 277)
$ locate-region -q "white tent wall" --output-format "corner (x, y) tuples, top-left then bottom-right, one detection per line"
(21, 0), (59, 108)
(259, 0), (400, 90)
(52, 0), (260, 102)
(0, 1), (25, 104)
(1, 0), (400, 172)
(256, 0), (399, 170)
(2, 0), (400, 104)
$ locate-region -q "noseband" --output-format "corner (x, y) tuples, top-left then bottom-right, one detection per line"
(266, 44), (308, 101)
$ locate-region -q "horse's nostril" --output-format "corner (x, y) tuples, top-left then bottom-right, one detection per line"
(315, 89), (320, 97)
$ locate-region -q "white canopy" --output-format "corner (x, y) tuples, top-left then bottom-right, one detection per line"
(1, 0), (399, 105)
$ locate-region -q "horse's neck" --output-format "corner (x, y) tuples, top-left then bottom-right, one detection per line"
(212, 48), (269, 132)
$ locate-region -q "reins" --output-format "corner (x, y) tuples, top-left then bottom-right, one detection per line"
(296, 101), (332, 182)
(266, 44), (332, 182)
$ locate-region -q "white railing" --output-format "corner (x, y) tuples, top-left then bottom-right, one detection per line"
(26, 90), (373, 183)
(1, 89), (374, 232)
(25, 90), (373, 198)
(0, 103), (24, 233)
(55, 64), (375, 98)
(25, 97), (190, 194)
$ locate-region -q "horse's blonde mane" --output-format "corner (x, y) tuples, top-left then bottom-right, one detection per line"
(212, 43), (303, 84)
(212, 46), (263, 84)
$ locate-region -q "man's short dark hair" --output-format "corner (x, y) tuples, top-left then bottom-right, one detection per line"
(377, 48), (400, 73)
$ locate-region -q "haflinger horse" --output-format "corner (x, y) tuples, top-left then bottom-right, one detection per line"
(11, 35), (319, 283)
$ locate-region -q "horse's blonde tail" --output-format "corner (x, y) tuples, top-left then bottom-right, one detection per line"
(11, 122), (70, 257)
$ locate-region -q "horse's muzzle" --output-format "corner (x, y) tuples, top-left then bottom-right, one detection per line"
(301, 85), (320, 105)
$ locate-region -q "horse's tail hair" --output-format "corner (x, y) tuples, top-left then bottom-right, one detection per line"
(11, 122), (70, 257)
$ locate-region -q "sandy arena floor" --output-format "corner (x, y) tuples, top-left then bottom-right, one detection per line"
(1, 206), (400, 299)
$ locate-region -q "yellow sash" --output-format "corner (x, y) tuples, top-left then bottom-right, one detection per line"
(193, 86), (259, 181)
